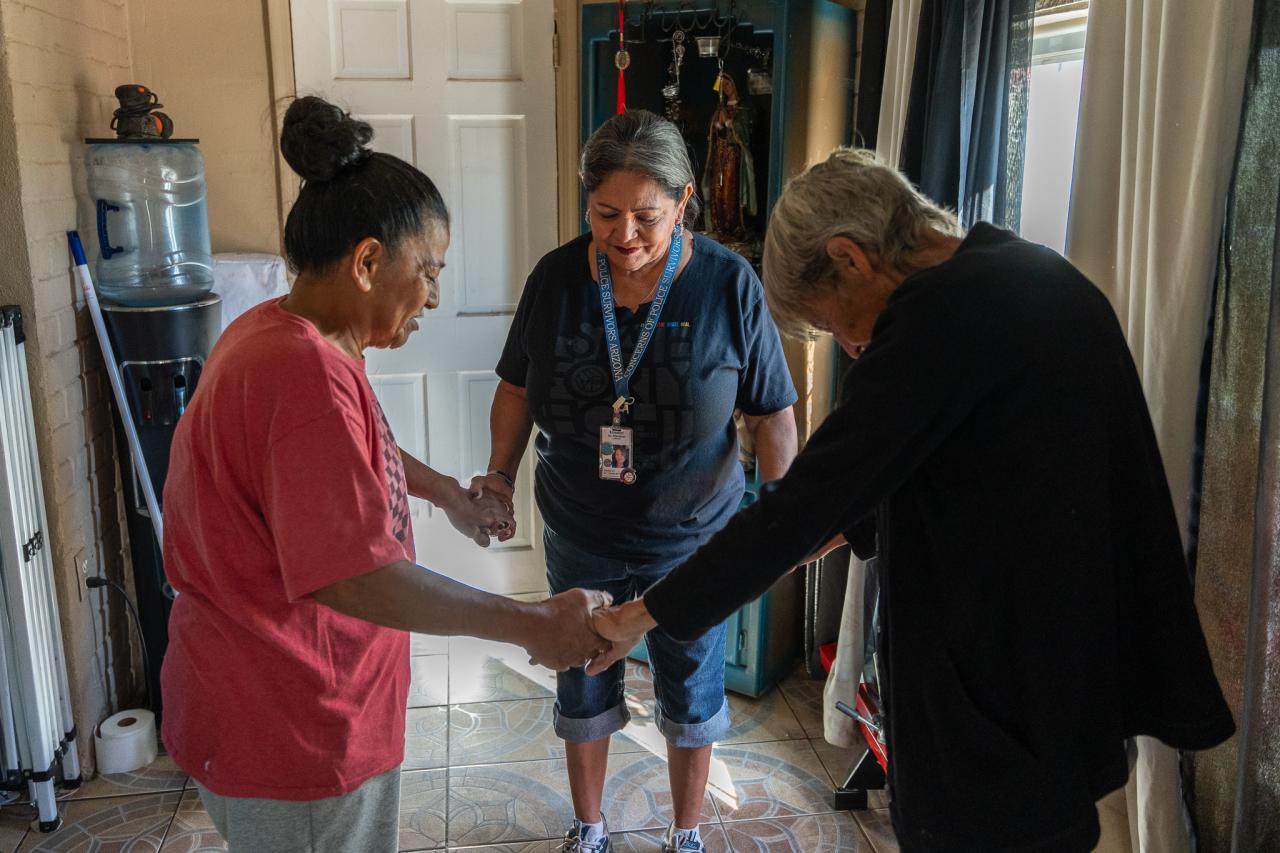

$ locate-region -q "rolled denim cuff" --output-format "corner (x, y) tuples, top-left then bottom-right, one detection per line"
(655, 696), (731, 748)
(553, 699), (631, 743)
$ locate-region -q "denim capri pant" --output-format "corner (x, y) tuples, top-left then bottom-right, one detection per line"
(543, 527), (730, 748)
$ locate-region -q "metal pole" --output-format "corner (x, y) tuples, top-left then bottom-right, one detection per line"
(65, 232), (163, 547)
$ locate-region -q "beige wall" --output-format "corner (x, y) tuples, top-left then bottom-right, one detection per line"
(129, 0), (287, 255)
(0, 0), (142, 771)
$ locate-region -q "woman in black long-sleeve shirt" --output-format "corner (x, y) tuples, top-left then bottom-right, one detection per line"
(586, 148), (1234, 852)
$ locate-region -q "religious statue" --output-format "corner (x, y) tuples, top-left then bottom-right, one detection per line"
(701, 72), (757, 253)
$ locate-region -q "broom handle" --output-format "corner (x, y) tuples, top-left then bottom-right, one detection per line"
(66, 231), (164, 547)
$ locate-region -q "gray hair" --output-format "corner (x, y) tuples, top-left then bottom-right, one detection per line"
(762, 147), (963, 338)
(580, 110), (701, 229)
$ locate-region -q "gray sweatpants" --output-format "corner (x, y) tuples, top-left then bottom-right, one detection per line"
(195, 766), (400, 853)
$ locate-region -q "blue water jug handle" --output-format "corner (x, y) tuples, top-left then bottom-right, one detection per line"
(96, 200), (123, 259)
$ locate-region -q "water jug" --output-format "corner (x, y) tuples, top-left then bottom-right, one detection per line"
(85, 142), (214, 306)
(84, 85), (213, 306)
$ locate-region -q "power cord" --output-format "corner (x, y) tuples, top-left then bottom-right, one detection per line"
(85, 577), (153, 712)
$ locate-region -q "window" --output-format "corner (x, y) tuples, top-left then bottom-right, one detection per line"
(1018, 1), (1089, 254)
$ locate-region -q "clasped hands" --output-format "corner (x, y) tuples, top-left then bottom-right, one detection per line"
(438, 473), (518, 547)
(518, 591), (658, 674)
(457, 472), (659, 673)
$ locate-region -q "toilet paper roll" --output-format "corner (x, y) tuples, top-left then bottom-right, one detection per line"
(95, 709), (158, 775)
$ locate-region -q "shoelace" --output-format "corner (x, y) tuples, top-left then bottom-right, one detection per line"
(667, 833), (703, 852)
(563, 828), (608, 853)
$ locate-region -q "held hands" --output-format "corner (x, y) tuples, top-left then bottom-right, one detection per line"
(469, 472), (517, 536)
(521, 588), (615, 672)
(442, 483), (516, 547)
(585, 599), (658, 676)
(470, 472), (515, 506)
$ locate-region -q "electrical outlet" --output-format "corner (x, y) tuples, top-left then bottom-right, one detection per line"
(77, 559), (88, 602)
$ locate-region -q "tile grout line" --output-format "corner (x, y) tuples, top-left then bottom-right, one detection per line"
(707, 780), (736, 853)
(776, 688), (821, 741)
(855, 813), (886, 853)
(52, 781), (190, 805)
(155, 792), (182, 850)
(803, 737), (843, 790)
(716, 806), (854, 824)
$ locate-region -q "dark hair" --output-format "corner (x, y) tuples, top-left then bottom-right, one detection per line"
(580, 110), (701, 230)
(280, 96), (449, 273)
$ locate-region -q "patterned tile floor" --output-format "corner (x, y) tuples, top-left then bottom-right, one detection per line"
(0, 637), (898, 852)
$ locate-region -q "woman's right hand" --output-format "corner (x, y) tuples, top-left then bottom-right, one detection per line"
(521, 589), (614, 671)
(585, 599), (658, 675)
(443, 484), (515, 546)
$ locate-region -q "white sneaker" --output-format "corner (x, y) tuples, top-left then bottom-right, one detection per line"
(561, 818), (611, 853)
(661, 823), (705, 852)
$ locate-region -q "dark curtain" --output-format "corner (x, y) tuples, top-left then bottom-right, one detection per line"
(852, 0), (893, 151)
(898, 0), (1033, 228)
(1188, 1), (1280, 849)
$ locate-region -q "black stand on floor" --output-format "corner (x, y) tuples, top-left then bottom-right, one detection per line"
(100, 296), (222, 720)
(833, 746), (887, 811)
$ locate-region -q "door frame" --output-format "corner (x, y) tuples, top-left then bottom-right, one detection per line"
(555, 0), (583, 244)
(265, 0), (300, 252)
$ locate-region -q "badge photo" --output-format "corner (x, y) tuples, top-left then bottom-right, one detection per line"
(599, 425), (635, 484)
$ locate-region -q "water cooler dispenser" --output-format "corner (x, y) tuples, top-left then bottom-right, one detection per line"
(86, 85), (220, 717)
(98, 299), (220, 715)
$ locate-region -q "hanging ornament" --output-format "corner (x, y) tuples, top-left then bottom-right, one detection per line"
(615, 0), (629, 113)
(663, 30), (686, 124)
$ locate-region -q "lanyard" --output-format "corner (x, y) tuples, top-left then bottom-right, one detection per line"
(596, 227), (683, 419)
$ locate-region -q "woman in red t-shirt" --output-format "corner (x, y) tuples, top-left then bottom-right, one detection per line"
(161, 96), (613, 853)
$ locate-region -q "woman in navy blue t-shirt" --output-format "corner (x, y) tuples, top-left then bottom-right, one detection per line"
(474, 111), (797, 853)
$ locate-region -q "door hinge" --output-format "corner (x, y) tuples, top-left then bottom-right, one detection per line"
(22, 531), (44, 562)
(553, 30), (560, 70)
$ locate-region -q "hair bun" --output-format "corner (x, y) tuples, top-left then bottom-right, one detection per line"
(280, 96), (374, 183)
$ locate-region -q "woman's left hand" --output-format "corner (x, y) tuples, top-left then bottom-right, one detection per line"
(585, 599), (658, 675)
(443, 485), (516, 547)
(469, 472), (515, 514)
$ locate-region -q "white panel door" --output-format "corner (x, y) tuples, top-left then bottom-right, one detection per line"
(292, 0), (557, 594)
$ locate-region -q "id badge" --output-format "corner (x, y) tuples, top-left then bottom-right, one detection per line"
(599, 425), (637, 485)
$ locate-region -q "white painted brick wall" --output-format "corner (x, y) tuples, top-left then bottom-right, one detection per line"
(1, 0), (141, 772)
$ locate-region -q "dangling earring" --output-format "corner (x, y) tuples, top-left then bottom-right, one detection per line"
(673, 218), (685, 238)
(584, 209), (592, 225)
